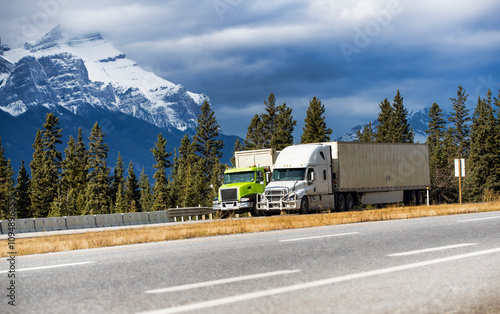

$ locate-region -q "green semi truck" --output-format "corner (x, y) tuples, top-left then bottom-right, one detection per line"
(213, 148), (279, 216)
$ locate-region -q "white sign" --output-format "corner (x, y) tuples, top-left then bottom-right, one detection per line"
(454, 159), (465, 177)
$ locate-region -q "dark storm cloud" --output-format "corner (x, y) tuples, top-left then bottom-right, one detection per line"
(1, 0), (500, 138)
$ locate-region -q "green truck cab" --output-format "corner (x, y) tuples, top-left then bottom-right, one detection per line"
(214, 166), (268, 215)
(213, 148), (278, 216)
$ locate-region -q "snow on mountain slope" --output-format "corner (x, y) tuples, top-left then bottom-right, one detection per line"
(1, 25), (208, 131)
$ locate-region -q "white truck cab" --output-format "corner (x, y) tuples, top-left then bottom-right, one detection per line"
(256, 144), (334, 214)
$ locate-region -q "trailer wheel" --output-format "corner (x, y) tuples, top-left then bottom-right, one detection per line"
(417, 191), (424, 205)
(410, 191), (417, 205)
(300, 197), (309, 215)
(337, 194), (346, 212)
(346, 193), (354, 211)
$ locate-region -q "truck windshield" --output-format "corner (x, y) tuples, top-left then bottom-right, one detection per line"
(224, 171), (255, 184)
(272, 168), (305, 181)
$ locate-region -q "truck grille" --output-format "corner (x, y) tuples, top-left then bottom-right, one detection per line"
(264, 188), (288, 208)
(221, 188), (238, 202)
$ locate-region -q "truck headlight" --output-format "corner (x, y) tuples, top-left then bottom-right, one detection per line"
(287, 193), (297, 201)
(240, 197), (250, 202)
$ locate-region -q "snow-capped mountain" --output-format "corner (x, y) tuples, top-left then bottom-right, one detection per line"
(0, 25), (208, 132)
(336, 108), (452, 143)
(0, 26), (238, 178)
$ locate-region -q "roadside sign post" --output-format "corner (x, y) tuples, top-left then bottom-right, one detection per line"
(454, 159), (465, 205)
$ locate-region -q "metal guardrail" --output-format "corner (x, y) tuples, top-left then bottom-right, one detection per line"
(167, 207), (214, 222)
(0, 207), (215, 234)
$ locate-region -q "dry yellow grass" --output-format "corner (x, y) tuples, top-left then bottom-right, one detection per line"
(2, 202), (499, 257)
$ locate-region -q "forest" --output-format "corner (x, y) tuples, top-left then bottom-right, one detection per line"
(0, 86), (499, 219)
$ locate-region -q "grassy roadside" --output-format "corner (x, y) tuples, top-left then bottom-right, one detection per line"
(2, 202), (499, 257)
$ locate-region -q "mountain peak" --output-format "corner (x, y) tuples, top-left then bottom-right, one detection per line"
(2, 25), (208, 132)
(24, 25), (103, 52)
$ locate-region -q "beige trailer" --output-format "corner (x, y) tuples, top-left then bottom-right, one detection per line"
(328, 142), (430, 207)
(257, 142), (430, 214)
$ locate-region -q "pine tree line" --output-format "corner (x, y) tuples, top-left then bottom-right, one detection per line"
(357, 87), (500, 204)
(3, 87), (495, 218)
(0, 100), (226, 219)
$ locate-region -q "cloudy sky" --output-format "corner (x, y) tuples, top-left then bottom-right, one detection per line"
(1, 0), (500, 139)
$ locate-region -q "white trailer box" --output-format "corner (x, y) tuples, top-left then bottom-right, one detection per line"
(235, 148), (279, 168)
(258, 142), (430, 214)
(327, 142), (430, 192)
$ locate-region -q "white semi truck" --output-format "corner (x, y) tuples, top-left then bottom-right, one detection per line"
(213, 148), (279, 216)
(256, 142), (430, 215)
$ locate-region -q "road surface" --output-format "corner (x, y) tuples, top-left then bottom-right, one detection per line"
(1, 211), (499, 313)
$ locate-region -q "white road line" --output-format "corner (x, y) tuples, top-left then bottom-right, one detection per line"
(388, 243), (477, 257)
(458, 215), (500, 222)
(145, 270), (301, 294)
(280, 232), (359, 242)
(0, 261), (92, 274)
(138, 247), (500, 314)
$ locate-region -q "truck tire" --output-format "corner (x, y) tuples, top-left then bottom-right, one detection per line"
(346, 193), (354, 211)
(251, 208), (262, 217)
(418, 191), (424, 205)
(300, 197), (309, 215)
(410, 191), (417, 205)
(337, 194), (346, 212)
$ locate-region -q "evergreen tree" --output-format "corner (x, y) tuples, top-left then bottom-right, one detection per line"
(301, 97), (332, 143)
(230, 138), (244, 167)
(172, 135), (200, 207)
(466, 90), (500, 200)
(193, 100), (224, 206)
(209, 159), (225, 203)
(425, 103), (449, 203)
(376, 99), (394, 142)
(16, 160), (31, 218)
(151, 133), (172, 210)
(356, 122), (375, 142)
(113, 182), (127, 213)
(261, 92), (278, 148)
(139, 168), (153, 212)
(85, 122), (111, 215)
(41, 113), (63, 207)
(448, 85), (470, 159)
(0, 138), (8, 219)
(110, 153), (125, 206)
(272, 102), (296, 150)
(124, 162), (140, 212)
(391, 90), (414, 143)
(6, 159), (18, 218)
(60, 129), (88, 216)
(426, 103), (446, 168)
(1, 159), (15, 219)
(244, 114), (265, 149)
(30, 130), (49, 217)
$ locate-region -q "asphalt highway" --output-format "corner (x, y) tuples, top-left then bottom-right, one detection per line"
(1, 211), (499, 313)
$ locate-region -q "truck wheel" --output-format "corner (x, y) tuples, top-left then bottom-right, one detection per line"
(251, 208), (262, 217)
(417, 191), (424, 205)
(346, 193), (354, 211)
(300, 197), (309, 215)
(337, 194), (346, 212)
(410, 191), (417, 205)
